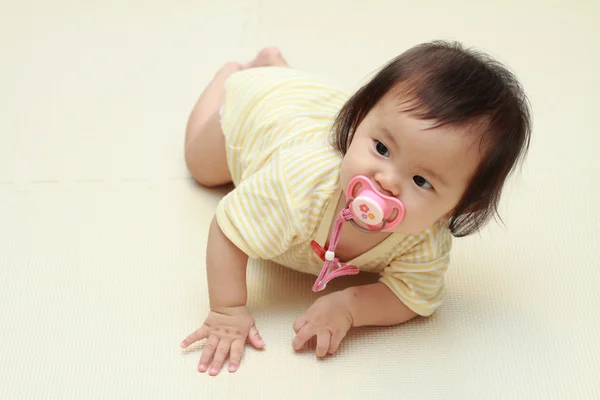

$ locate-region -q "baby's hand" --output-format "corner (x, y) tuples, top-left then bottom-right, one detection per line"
(180, 306), (264, 376)
(292, 291), (353, 357)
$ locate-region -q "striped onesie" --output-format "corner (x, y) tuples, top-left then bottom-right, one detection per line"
(215, 67), (452, 316)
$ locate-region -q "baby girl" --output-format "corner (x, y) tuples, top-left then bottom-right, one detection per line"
(180, 41), (531, 376)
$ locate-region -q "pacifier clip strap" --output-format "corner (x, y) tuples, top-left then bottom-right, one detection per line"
(311, 208), (360, 292)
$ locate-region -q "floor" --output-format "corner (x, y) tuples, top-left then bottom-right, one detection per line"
(1, 0), (599, 398)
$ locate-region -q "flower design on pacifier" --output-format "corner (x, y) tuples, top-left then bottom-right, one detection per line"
(360, 204), (370, 213)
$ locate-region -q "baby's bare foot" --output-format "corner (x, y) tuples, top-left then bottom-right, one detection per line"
(244, 47), (288, 68)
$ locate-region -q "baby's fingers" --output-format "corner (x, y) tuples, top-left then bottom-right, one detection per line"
(198, 335), (219, 373)
(180, 326), (209, 348)
(248, 325), (265, 349)
(328, 330), (345, 355)
(292, 324), (315, 351)
(316, 330), (331, 358)
(209, 339), (232, 376)
(228, 339), (246, 372)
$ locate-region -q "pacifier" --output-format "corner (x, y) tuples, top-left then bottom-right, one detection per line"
(345, 176), (405, 232)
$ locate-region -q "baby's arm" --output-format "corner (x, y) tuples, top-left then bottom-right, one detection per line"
(345, 283), (418, 327)
(181, 216), (264, 376)
(205, 216), (249, 310)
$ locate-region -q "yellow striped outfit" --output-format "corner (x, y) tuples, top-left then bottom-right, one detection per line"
(216, 67), (452, 316)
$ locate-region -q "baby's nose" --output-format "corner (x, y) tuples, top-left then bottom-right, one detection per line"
(374, 176), (398, 197)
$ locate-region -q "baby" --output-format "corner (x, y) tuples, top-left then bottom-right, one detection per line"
(180, 41), (531, 376)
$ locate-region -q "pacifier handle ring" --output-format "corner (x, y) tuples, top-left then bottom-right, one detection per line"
(345, 199), (386, 233)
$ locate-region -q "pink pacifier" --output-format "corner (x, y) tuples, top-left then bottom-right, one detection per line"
(345, 176), (405, 232)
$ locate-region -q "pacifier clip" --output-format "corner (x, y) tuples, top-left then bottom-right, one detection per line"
(310, 207), (359, 292)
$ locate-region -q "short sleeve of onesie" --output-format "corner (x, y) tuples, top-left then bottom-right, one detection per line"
(215, 153), (302, 260)
(215, 141), (341, 260)
(379, 221), (453, 316)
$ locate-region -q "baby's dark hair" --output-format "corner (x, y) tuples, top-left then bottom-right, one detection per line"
(331, 40), (532, 237)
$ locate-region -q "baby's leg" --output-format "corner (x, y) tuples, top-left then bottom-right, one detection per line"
(185, 62), (241, 187)
(184, 47), (288, 187)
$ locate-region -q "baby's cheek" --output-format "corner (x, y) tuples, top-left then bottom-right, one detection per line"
(338, 160), (354, 188)
(397, 201), (436, 234)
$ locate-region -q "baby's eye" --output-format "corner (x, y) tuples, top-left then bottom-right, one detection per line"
(413, 175), (433, 189)
(374, 140), (390, 157)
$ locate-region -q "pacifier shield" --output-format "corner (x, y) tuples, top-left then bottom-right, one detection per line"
(345, 175), (405, 232)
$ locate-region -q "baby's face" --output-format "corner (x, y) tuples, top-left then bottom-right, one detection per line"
(339, 91), (484, 234)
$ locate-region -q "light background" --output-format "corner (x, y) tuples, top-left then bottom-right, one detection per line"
(1, 0), (598, 398)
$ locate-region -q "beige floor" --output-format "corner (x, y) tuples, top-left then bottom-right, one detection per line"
(1, 0), (599, 398)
